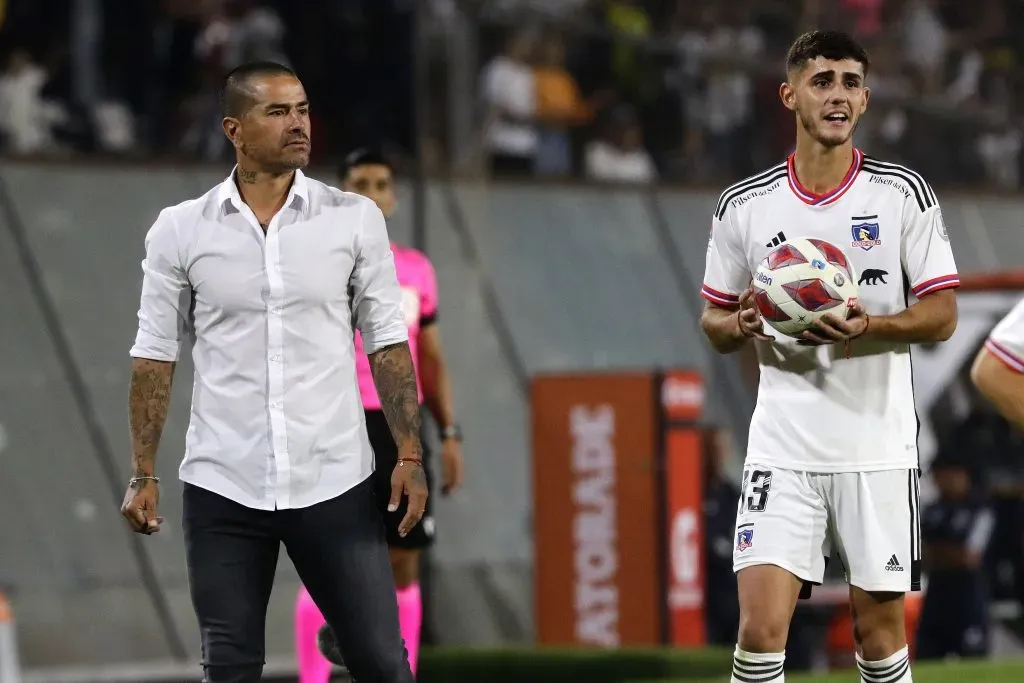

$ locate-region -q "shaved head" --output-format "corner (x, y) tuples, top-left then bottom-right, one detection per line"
(220, 61), (297, 119)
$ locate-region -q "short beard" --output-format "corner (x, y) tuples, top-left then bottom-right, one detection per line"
(798, 109), (855, 148)
(238, 142), (306, 174)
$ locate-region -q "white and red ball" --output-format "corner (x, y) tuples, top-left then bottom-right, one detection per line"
(752, 237), (860, 338)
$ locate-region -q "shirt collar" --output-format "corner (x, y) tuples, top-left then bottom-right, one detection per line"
(217, 166), (310, 216)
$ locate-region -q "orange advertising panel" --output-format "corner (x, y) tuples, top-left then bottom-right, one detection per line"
(664, 429), (705, 645)
(660, 370), (706, 646)
(660, 370), (704, 423)
(532, 373), (661, 646)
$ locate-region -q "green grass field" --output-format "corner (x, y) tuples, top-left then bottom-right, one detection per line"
(419, 647), (1024, 683)
(677, 657), (1024, 682)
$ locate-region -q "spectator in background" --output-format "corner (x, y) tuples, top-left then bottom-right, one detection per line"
(185, 0), (288, 160)
(584, 104), (656, 183)
(195, 0), (288, 70)
(602, 0), (657, 108)
(483, 0), (593, 22)
(917, 454), (995, 661)
(840, 0), (887, 38)
(532, 31), (597, 177)
(0, 49), (61, 154)
(481, 29), (537, 176)
(702, 427), (741, 646)
(977, 119), (1022, 189)
(849, 38), (910, 159)
(676, 1), (764, 181)
(901, 0), (948, 95)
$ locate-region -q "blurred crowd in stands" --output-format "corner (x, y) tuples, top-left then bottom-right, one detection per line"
(478, 0), (1024, 188)
(0, 0), (416, 166)
(2, 0), (1024, 189)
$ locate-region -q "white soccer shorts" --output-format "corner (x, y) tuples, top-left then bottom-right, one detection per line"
(732, 465), (922, 594)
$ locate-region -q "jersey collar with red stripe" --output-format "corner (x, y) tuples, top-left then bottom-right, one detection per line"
(786, 147), (864, 207)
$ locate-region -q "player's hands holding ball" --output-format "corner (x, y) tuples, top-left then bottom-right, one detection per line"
(751, 237), (867, 348)
(798, 302), (869, 346)
(737, 287), (776, 342)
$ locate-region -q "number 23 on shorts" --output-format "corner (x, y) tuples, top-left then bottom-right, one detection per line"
(741, 468), (773, 513)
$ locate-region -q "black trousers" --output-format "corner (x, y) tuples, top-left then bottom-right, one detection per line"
(182, 476), (415, 683)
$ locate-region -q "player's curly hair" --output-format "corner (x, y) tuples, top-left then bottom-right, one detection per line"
(786, 31), (870, 76)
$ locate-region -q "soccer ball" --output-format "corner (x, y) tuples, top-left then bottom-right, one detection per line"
(752, 237), (860, 338)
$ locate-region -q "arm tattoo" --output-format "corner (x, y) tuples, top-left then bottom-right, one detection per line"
(368, 342), (423, 459)
(128, 358), (175, 480)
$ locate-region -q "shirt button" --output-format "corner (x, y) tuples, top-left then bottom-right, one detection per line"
(270, 354), (282, 362)
(271, 401), (283, 409)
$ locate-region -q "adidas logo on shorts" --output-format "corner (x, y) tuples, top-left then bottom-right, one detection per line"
(884, 554), (904, 572)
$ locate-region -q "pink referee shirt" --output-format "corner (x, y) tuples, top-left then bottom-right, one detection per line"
(355, 243), (438, 410)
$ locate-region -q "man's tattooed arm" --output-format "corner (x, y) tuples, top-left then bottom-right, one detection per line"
(368, 342), (424, 460)
(128, 358), (176, 479)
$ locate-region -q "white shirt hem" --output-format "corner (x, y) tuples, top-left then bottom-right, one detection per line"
(179, 469), (372, 511)
(744, 454), (919, 474)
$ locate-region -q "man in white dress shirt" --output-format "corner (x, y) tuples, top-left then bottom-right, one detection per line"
(119, 61), (424, 683)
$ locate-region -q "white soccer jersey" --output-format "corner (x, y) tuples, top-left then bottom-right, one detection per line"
(985, 298), (1024, 373)
(702, 149), (959, 472)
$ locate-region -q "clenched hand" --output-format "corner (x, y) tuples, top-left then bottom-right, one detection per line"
(121, 478), (164, 534)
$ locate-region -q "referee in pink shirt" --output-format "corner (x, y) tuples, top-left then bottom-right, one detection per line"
(295, 148), (465, 682)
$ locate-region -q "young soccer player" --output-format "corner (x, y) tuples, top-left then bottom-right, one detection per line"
(701, 31), (959, 683)
(294, 148), (465, 682)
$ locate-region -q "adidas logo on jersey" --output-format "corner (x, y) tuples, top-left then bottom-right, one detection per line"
(884, 554), (904, 572)
(765, 231), (787, 248)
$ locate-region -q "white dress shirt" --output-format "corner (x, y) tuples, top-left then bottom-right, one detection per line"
(130, 169), (409, 510)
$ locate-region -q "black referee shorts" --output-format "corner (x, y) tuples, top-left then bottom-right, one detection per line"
(365, 409), (436, 550)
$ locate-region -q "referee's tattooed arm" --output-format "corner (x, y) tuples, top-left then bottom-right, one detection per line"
(128, 358), (175, 478)
(368, 341), (423, 462)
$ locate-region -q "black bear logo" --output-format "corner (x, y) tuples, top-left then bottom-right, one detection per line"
(858, 268), (888, 285)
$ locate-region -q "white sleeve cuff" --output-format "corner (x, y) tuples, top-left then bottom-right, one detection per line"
(129, 333), (181, 362)
(361, 322), (409, 355)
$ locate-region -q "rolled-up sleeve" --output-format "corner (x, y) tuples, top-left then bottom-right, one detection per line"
(350, 200), (409, 354)
(129, 209), (191, 362)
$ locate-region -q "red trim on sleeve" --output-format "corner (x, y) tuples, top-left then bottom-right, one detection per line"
(701, 284), (740, 307)
(912, 274), (960, 297)
(985, 339), (1024, 374)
